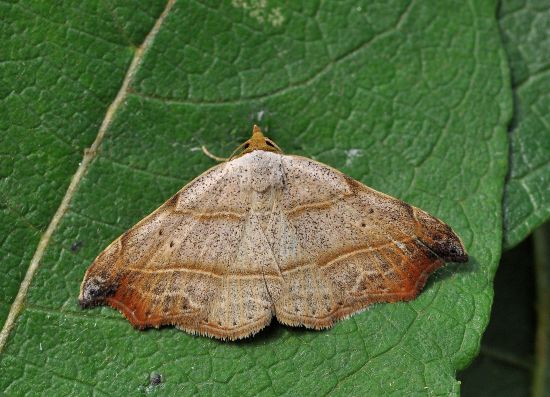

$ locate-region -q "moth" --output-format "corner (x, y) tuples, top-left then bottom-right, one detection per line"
(80, 126), (468, 340)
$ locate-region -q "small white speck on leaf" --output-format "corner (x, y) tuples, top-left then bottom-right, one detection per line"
(345, 148), (363, 166)
(232, 0), (285, 27)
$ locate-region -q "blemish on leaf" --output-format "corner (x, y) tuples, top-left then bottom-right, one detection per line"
(344, 148), (363, 166)
(232, 0), (285, 27)
(139, 372), (164, 394)
(70, 240), (84, 253)
(149, 372), (162, 387)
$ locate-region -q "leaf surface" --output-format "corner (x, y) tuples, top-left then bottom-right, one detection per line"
(500, 0), (550, 248)
(1, 1), (511, 395)
(0, 0), (164, 325)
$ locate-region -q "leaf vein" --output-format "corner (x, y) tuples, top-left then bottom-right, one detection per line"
(0, 0), (177, 353)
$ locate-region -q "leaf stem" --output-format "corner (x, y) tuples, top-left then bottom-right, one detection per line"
(479, 345), (533, 371)
(533, 223), (550, 397)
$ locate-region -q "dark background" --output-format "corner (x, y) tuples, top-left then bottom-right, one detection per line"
(460, 237), (536, 396)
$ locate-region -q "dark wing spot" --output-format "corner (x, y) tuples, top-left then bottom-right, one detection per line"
(79, 277), (117, 308)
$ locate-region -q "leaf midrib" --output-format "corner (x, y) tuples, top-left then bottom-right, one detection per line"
(0, 0), (176, 353)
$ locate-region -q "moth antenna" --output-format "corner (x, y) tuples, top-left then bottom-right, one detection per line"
(265, 138), (283, 152)
(201, 145), (229, 162)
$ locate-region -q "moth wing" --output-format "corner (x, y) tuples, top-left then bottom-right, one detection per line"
(268, 155), (467, 329)
(79, 162), (274, 340)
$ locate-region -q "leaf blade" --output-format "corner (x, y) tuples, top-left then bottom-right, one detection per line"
(1, 1), (511, 395)
(500, 0), (550, 248)
(0, 0), (165, 325)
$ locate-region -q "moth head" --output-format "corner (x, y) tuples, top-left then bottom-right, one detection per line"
(230, 125), (283, 159)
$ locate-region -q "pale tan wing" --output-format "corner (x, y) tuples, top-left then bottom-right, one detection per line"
(268, 154), (467, 329)
(79, 161), (274, 340)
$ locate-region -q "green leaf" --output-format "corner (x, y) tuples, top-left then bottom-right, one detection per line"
(0, 1), (165, 326)
(500, 0), (550, 248)
(1, 0), (511, 395)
